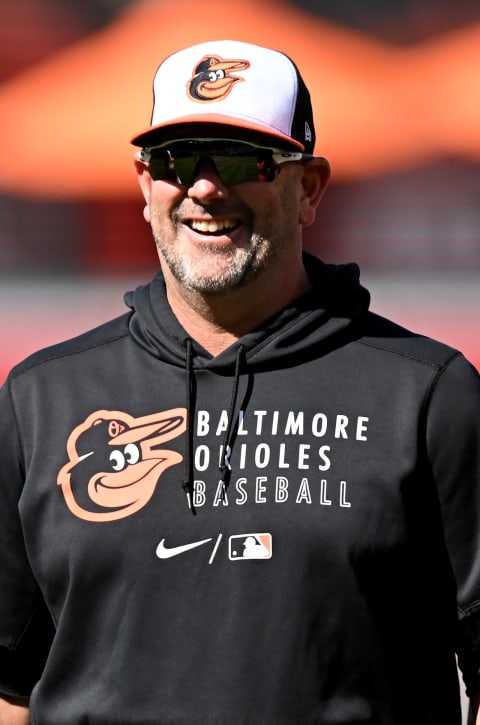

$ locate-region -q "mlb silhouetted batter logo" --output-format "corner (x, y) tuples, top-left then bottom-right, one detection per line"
(57, 408), (187, 522)
(187, 54), (250, 102)
(229, 534), (272, 560)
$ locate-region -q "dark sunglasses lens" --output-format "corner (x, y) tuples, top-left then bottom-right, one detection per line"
(147, 155), (185, 182)
(148, 150), (276, 185)
(215, 156), (262, 184)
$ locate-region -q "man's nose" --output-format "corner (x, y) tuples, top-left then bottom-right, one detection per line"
(186, 158), (229, 201)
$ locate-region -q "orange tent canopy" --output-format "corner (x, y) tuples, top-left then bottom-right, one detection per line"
(1, 0), (479, 199)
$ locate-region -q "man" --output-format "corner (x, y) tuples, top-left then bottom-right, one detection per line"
(0, 39), (479, 725)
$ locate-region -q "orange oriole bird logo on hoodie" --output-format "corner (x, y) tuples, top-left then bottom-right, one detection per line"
(57, 408), (187, 522)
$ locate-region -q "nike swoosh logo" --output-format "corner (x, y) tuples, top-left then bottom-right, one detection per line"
(156, 537), (213, 559)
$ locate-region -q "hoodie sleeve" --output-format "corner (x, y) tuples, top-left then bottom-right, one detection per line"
(0, 380), (54, 698)
(426, 353), (480, 696)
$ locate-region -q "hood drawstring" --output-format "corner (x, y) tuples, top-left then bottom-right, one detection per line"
(182, 339), (196, 514)
(219, 345), (246, 500)
(181, 342), (246, 513)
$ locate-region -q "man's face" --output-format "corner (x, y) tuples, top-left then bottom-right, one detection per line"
(141, 151), (305, 295)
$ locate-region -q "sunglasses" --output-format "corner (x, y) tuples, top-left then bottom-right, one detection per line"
(138, 141), (310, 186)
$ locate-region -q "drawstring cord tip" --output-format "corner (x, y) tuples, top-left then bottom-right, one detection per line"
(182, 480), (196, 515)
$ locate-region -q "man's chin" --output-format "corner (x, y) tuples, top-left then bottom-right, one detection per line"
(180, 274), (246, 295)
(171, 257), (253, 294)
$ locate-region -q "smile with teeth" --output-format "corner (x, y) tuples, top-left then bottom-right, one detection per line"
(189, 219), (239, 234)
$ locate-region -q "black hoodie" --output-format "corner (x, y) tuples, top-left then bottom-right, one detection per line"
(1, 253), (480, 724)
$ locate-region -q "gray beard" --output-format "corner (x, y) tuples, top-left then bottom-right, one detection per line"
(152, 230), (275, 294)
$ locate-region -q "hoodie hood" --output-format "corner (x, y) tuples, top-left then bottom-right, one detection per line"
(125, 252), (370, 372)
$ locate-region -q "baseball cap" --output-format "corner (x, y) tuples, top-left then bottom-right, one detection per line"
(131, 40), (316, 154)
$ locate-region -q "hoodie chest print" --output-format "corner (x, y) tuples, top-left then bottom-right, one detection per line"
(57, 406), (367, 521)
(192, 408), (364, 510)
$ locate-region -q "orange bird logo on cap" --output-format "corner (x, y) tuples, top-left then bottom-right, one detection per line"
(187, 54), (250, 102)
(57, 408), (187, 522)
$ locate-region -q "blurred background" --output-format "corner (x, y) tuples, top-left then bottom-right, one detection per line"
(0, 0), (479, 385)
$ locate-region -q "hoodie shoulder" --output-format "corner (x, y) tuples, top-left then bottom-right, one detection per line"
(8, 313), (131, 382)
(359, 310), (461, 371)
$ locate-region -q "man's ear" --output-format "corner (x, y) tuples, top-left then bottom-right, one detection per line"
(299, 157), (331, 227)
(134, 155), (153, 223)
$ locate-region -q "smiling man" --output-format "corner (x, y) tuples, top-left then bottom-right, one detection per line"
(1, 40), (480, 725)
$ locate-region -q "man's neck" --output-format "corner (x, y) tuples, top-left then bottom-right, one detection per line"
(163, 263), (312, 357)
